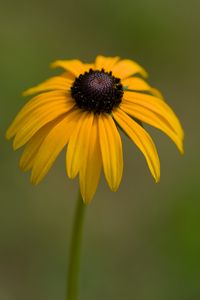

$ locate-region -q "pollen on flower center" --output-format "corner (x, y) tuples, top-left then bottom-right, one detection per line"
(71, 69), (123, 113)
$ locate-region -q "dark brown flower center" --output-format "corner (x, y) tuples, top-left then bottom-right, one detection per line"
(71, 69), (123, 114)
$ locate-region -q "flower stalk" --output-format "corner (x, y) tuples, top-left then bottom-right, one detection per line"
(67, 192), (86, 300)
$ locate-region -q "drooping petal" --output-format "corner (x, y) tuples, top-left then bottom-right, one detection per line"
(122, 78), (164, 99)
(150, 87), (164, 99)
(95, 56), (120, 71)
(79, 116), (102, 203)
(112, 59), (148, 79)
(122, 77), (151, 91)
(113, 109), (160, 182)
(123, 91), (184, 140)
(121, 103), (183, 153)
(31, 109), (82, 184)
(98, 114), (123, 191)
(23, 76), (73, 96)
(20, 120), (58, 172)
(13, 97), (75, 150)
(6, 91), (73, 139)
(66, 112), (94, 179)
(51, 59), (86, 77)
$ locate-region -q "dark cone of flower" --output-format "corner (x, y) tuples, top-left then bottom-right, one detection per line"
(71, 69), (123, 114)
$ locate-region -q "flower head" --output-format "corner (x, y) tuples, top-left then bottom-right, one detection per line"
(6, 56), (184, 203)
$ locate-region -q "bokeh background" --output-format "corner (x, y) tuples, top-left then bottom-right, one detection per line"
(1, 0), (199, 299)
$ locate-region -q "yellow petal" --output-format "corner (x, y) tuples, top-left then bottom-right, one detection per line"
(121, 102), (183, 153)
(13, 99), (75, 150)
(66, 112), (94, 179)
(122, 77), (151, 91)
(51, 59), (85, 77)
(98, 114), (123, 191)
(61, 71), (76, 80)
(84, 63), (94, 72)
(95, 56), (120, 71)
(150, 87), (164, 99)
(23, 76), (73, 96)
(6, 91), (72, 139)
(113, 109), (160, 182)
(79, 116), (102, 203)
(112, 59), (148, 79)
(31, 109), (81, 184)
(20, 120), (58, 172)
(123, 91), (184, 140)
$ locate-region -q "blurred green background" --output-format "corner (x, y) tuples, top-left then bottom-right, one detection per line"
(1, 0), (199, 299)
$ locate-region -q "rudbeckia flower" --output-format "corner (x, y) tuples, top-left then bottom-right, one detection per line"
(6, 56), (184, 203)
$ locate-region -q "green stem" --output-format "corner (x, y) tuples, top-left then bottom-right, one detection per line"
(67, 191), (86, 300)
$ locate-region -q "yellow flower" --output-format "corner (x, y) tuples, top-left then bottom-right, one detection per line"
(6, 56), (184, 203)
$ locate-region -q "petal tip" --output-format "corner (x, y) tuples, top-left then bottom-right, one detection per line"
(177, 139), (184, 155)
(5, 130), (11, 140)
(153, 166), (160, 184)
(19, 165), (27, 173)
(13, 142), (19, 151)
(67, 173), (77, 180)
(179, 145), (184, 155)
(66, 158), (78, 179)
(22, 89), (31, 97)
(30, 175), (40, 185)
(13, 138), (22, 150)
(66, 165), (78, 180)
(109, 185), (119, 193)
(50, 61), (59, 69)
(82, 194), (92, 204)
(142, 69), (148, 78)
(6, 124), (16, 140)
(19, 157), (30, 172)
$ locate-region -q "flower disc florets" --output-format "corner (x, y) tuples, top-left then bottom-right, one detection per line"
(71, 69), (123, 114)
